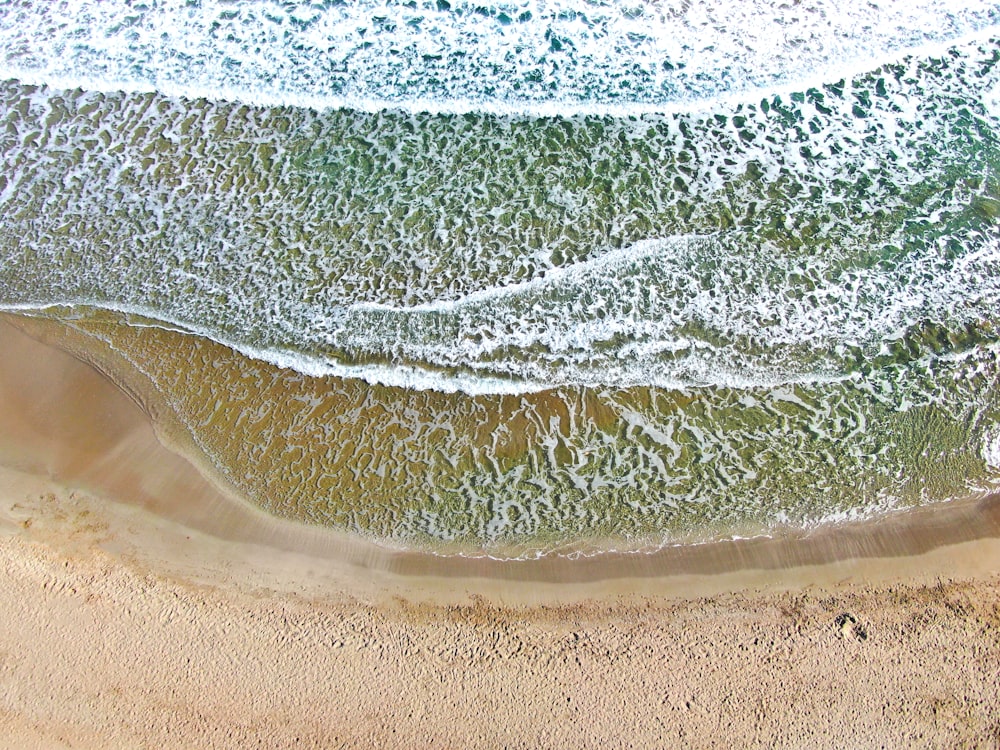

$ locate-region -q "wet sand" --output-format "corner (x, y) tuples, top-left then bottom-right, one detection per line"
(1, 318), (999, 746)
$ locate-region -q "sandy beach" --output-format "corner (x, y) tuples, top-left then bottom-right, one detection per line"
(1, 318), (999, 748)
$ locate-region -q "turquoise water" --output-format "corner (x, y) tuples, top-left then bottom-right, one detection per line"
(0, 1), (999, 552)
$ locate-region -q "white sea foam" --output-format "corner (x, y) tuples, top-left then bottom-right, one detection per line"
(4, 228), (998, 395)
(985, 429), (1000, 469)
(0, 300), (554, 395)
(986, 82), (1000, 120)
(0, 0), (997, 115)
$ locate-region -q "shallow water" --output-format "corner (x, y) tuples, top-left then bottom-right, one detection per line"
(1, 1), (999, 554)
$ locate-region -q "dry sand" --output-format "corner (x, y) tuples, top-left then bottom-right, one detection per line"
(0, 319), (999, 748)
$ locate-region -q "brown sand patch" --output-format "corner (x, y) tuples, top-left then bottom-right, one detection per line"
(0, 487), (998, 748)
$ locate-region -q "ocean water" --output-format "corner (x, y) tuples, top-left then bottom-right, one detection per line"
(1, 1), (999, 554)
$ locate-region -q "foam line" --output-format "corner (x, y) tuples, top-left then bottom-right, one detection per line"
(0, 0), (997, 115)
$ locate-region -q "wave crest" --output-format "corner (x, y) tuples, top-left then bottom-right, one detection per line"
(0, 0), (997, 114)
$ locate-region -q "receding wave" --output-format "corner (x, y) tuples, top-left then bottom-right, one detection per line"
(8, 307), (997, 555)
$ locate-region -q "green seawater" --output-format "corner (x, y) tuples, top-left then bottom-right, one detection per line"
(1, 37), (1000, 553)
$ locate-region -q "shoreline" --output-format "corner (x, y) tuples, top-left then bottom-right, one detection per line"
(3, 489), (998, 748)
(2, 318), (1000, 746)
(1, 316), (999, 604)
